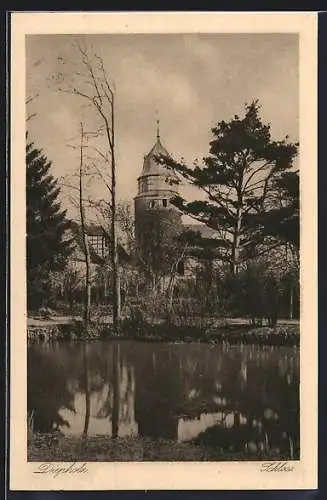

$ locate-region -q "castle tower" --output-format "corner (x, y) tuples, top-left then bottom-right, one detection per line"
(134, 122), (181, 249)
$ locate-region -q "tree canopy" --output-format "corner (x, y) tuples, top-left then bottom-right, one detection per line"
(254, 170), (299, 249)
(158, 100), (299, 274)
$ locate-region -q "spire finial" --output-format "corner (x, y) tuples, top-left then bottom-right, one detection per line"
(156, 110), (160, 140)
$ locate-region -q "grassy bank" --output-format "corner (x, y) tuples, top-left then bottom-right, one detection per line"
(27, 320), (299, 346)
(28, 433), (290, 462)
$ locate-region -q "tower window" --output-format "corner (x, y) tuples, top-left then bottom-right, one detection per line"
(140, 179), (148, 193)
(163, 199), (168, 207)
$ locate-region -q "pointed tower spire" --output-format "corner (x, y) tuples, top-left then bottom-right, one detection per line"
(155, 110), (160, 140)
(156, 119), (160, 140)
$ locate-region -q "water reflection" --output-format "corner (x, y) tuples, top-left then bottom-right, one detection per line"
(28, 340), (300, 459)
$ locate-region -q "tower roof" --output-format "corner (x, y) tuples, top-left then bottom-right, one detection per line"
(141, 136), (172, 176)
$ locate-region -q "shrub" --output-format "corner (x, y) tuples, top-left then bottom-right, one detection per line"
(121, 306), (148, 338)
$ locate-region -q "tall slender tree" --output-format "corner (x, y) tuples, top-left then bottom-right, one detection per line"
(51, 39), (121, 331)
(78, 123), (92, 329)
(26, 138), (73, 309)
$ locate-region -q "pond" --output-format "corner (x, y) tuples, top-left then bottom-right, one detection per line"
(27, 340), (300, 460)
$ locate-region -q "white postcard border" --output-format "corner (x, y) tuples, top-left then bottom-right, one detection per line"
(10, 11), (318, 491)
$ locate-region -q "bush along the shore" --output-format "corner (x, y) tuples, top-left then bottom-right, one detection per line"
(27, 320), (115, 343)
(205, 325), (299, 347)
(27, 315), (299, 346)
(28, 325), (63, 342)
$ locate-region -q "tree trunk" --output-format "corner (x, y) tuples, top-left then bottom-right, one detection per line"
(104, 276), (107, 300)
(289, 285), (294, 320)
(204, 259), (213, 309)
(111, 215), (121, 331)
(166, 272), (176, 321)
(231, 207), (242, 275)
(166, 281), (175, 322)
(110, 96), (121, 332)
(166, 246), (187, 321)
(151, 273), (157, 294)
(79, 123), (91, 331)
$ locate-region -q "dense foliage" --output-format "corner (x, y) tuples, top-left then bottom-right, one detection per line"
(246, 170), (299, 251)
(153, 100), (300, 323)
(26, 139), (73, 309)
(158, 100), (299, 275)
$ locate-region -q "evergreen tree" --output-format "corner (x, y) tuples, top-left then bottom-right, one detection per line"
(26, 139), (73, 309)
(243, 170), (300, 321)
(254, 170), (299, 250)
(158, 100), (299, 274)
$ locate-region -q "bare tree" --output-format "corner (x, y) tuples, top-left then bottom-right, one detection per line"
(50, 39), (121, 331)
(79, 123), (92, 329)
(166, 242), (188, 319)
(26, 58), (44, 122)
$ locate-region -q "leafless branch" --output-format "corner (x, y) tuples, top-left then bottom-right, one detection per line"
(26, 112), (37, 122)
(83, 144), (110, 164)
(88, 160), (113, 195)
(26, 93), (39, 106)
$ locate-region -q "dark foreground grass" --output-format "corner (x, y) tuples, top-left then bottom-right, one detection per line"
(28, 434), (289, 462)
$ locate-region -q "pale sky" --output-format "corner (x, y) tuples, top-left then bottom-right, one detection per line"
(26, 33), (299, 220)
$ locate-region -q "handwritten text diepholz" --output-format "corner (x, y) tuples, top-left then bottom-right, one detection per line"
(34, 462), (88, 478)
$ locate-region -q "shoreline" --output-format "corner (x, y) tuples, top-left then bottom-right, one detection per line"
(27, 317), (300, 346)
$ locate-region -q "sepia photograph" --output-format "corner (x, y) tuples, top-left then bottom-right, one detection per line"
(10, 12), (317, 491)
